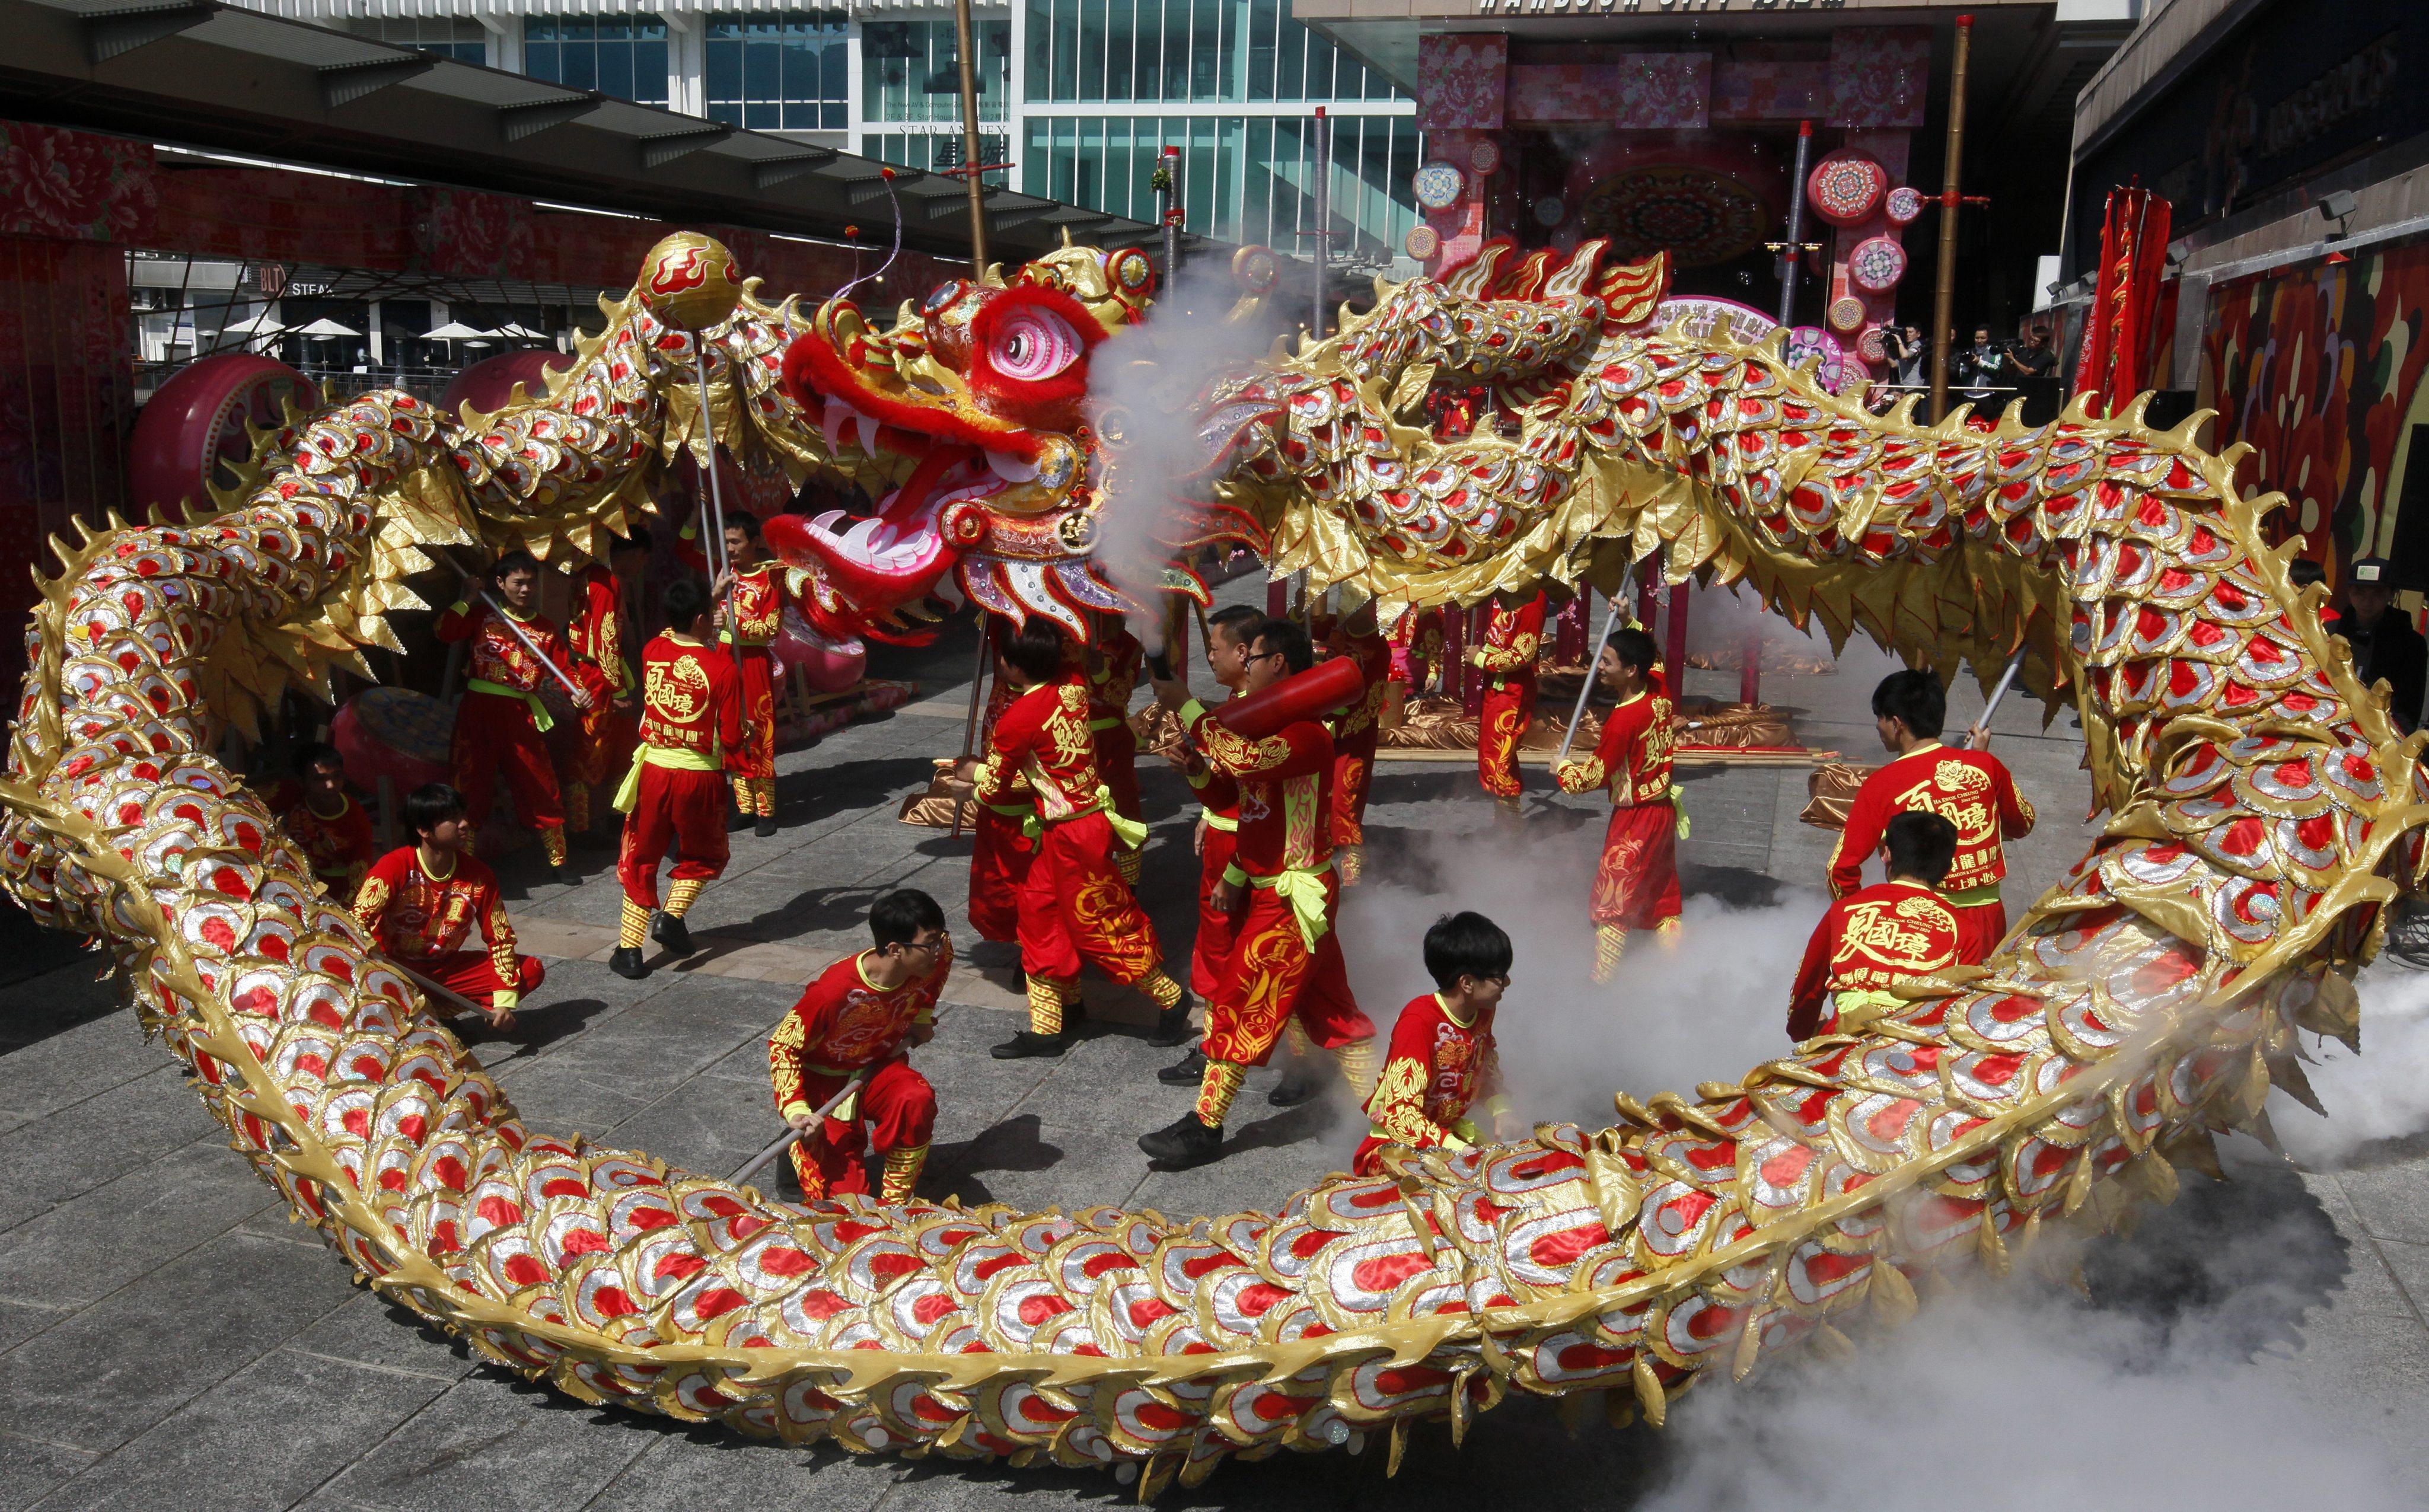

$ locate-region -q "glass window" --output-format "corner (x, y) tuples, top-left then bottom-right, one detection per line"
(863, 20), (1009, 125)
(705, 12), (848, 131)
(524, 17), (669, 106)
(866, 131), (1011, 175)
(351, 18), (486, 65)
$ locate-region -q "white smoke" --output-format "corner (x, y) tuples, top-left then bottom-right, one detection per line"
(2274, 961), (2429, 1166)
(1086, 259), (1284, 656)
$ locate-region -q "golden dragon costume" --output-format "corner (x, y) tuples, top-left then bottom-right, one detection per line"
(1, 231), (2418, 1495)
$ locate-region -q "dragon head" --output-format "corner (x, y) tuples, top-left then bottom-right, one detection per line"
(774, 240), (1174, 639)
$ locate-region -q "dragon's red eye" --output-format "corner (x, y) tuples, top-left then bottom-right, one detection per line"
(990, 307), (1083, 381)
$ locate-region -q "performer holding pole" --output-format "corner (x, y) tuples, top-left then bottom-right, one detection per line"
(1172, 604), (1262, 1041)
(957, 620), (1191, 1060)
(765, 889), (953, 1202)
(1554, 627), (1682, 982)
(1471, 591), (1547, 819)
(1791, 812), (1961, 1039)
(678, 509), (792, 835)
(352, 783), (546, 1032)
(1142, 617), (1378, 1169)
(1959, 645), (2029, 749)
(1085, 611), (1149, 886)
(1830, 669), (2035, 965)
(557, 531), (651, 846)
(965, 617), (1035, 944)
(435, 552), (594, 881)
(608, 577), (746, 980)
(1322, 602), (1393, 885)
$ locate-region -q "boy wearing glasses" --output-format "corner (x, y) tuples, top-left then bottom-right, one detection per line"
(1354, 911), (1518, 1176)
(767, 888), (954, 1203)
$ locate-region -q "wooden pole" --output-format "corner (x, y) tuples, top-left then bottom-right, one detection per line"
(951, 0), (990, 276)
(1927, 14), (1975, 426)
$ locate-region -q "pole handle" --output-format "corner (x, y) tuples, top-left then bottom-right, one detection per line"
(730, 1071), (869, 1186)
(477, 591), (588, 700)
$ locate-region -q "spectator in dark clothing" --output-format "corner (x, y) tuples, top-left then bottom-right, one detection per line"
(2004, 326), (2060, 422)
(1881, 325), (1928, 388)
(2339, 556), (2427, 732)
(1956, 327), (2009, 401)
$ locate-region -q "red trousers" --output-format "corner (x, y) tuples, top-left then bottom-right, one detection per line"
(412, 948), (545, 1009)
(732, 647), (777, 780)
(1331, 734), (1376, 847)
(452, 688), (564, 831)
(968, 805), (1034, 943)
(1202, 872), (1372, 1067)
(1477, 685), (1532, 798)
(1190, 824), (1242, 1000)
(617, 763), (731, 910)
(1590, 803), (1682, 930)
(1094, 721), (1142, 825)
(786, 1058), (936, 1199)
(1018, 811), (1164, 985)
(1952, 898), (2009, 966)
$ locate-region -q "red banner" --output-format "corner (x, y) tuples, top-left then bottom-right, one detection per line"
(2076, 186), (2173, 419)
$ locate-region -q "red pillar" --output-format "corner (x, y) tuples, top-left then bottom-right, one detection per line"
(1463, 605), (1489, 716)
(1440, 603), (1465, 700)
(1664, 584), (1691, 697)
(1739, 624), (1762, 707)
(1266, 574), (1287, 618)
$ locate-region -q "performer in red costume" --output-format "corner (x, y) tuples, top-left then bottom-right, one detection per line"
(557, 530), (649, 846)
(353, 782), (544, 1030)
(435, 551), (592, 879)
(1555, 627), (1683, 982)
(609, 578), (746, 980)
(1142, 617), (1379, 1169)
(1177, 605), (1260, 1007)
(1324, 603), (1393, 885)
(767, 889), (952, 1202)
(1829, 669), (2035, 964)
(1792, 812), (1962, 1039)
(1354, 911), (1518, 1176)
(960, 620), (1190, 1060)
(1085, 612), (1147, 886)
(1472, 591), (1547, 816)
(966, 618), (1035, 945)
(267, 741), (376, 898)
(680, 508), (792, 835)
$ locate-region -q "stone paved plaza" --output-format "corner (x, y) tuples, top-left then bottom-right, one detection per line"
(5, 589), (2429, 1510)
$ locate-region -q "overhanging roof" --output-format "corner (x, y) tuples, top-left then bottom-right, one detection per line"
(0, 0), (1228, 264)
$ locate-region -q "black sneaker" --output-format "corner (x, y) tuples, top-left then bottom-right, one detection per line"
(729, 810), (751, 833)
(990, 1030), (1069, 1060)
(650, 911), (696, 957)
(1156, 1048), (1209, 1086)
(552, 866), (582, 886)
(608, 946), (651, 981)
(573, 827), (612, 852)
(1138, 1112), (1222, 1168)
(1267, 1063), (1323, 1108)
(754, 815), (778, 838)
(1147, 997), (1195, 1047)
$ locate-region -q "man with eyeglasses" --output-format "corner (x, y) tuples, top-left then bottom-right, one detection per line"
(1354, 911), (1520, 1176)
(1142, 616), (1378, 1169)
(766, 888), (954, 1203)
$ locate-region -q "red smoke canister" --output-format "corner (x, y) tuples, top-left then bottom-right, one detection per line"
(1213, 658), (1366, 741)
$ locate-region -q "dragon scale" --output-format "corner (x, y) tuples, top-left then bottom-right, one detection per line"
(0, 232), (2420, 1495)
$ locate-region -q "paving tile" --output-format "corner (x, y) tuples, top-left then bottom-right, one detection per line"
(0, 1430), (94, 1511)
(0, 1065), (224, 1234)
(0, 1140), (288, 1309)
(2329, 1153), (2429, 1246)
(579, 1431), (898, 1512)
(0, 1297), (66, 1354)
(28, 1346), (451, 1512)
(313, 1371), (656, 1512)
(282, 1287), (479, 1384)
(0, 1230), (362, 1453)
(0, 980), (158, 1119)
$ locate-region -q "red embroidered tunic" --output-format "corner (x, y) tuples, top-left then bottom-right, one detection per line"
(1362, 992), (1506, 1157)
(1787, 881), (1961, 1038)
(265, 781), (377, 894)
(1557, 690), (1675, 806)
(637, 631), (745, 760)
(1327, 627), (1394, 746)
(1827, 742), (2035, 900)
(1473, 594), (1546, 692)
(567, 566), (631, 704)
(767, 948), (951, 1113)
(1181, 705), (1334, 879)
(974, 681), (1108, 821)
(434, 600), (573, 697)
(1086, 626), (1143, 728)
(352, 845), (520, 984)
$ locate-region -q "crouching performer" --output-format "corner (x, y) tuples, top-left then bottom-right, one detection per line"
(353, 782), (544, 1031)
(610, 578), (745, 980)
(1353, 911), (1519, 1176)
(1789, 811), (1961, 1040)
(767, 889), (952, 1202)
(1554, 627), (1682, 981)
(1141, 617), (1378, 1169)
(960, 620), (1190, 1060)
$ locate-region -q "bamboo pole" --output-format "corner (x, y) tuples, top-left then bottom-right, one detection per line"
(952, 0), (990, 276)
(1927, 14), (1975, 426)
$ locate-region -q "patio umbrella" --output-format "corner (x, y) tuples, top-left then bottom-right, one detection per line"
(296, 318), (360, 339)
(423, 320), (498, 341)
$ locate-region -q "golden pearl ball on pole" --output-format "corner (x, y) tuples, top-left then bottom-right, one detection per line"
(638, 232), (745, 331)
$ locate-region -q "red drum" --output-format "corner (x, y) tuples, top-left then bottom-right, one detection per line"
(439, 350), (573, 421)
(127, 354), (318, 520)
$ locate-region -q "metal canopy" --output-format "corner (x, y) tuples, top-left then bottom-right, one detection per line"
(1, 0), (1229, 267)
